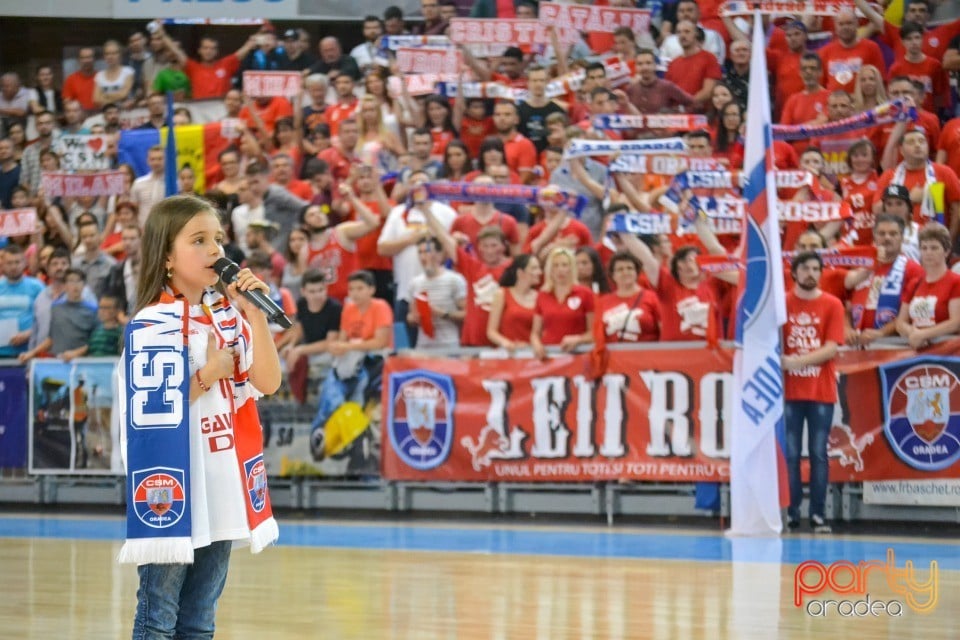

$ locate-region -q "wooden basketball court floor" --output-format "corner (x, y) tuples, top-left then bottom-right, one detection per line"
(1, 513), (958, 639)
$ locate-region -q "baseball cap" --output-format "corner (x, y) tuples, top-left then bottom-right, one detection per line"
(882, 184), (911, 204)
(783, 20), (807, 33)
(283, 29), (298, 40)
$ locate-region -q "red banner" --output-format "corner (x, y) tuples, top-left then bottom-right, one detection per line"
(396, 47), (462, 75)
(0, 208), (38, 237)
(242, 71), (302, 98)
(382, 343), (960, 482)
(40, 172), (126, 197)
(448, 18), (579, 45)
(538, 2), (652, 33)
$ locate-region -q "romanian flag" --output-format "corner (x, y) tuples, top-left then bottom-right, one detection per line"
(118, 122), (238, 193)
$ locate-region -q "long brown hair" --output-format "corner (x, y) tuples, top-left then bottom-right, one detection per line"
(136, 195), (221, 313)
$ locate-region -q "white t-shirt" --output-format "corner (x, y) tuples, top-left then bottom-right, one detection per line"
(94, 66), (135, 97)
(408, 269), (467, 348)
(378, 201), (457, 302)
(184, 308), (251, 547)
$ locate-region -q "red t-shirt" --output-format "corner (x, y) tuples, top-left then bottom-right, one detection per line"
(460, 116), (495, 160)
(63, 71), (96, 111)
(882, 19), (960, 62)
(317, 145), (357, 183)
(840, 173), (880, 247)
(783, 291), (845, 403)
(870, 110), (941, 162)
(904, 270), (960, 329)
(430, 128), (455, 160)
(491, 72), (527, 90)
(939, 118), (960, 183)
(655, 267), (720, 341)
(849, 257), (925, 330)
(535, 285), (595, 345)
(456, 246), (509, 347)
(451, 210), (519, 250)
(498, 288), (535, 343)
(350, 197), (393, 272)
(325, 99), (359, 137)
(665, 49), (723, 101)
(818, 38), (886, 94)
(875, 162), (960, 226)
(239, 97), (293, 135)
(305, 232), (357, 302)
(185, 54), (240, 100)
(502, 132), (538, 177)
(523, 217), (593, 254)
(888, 57), (948, 113)
(280, 178), (314, 201)
(768, 47), (805, 117)
(780, 88), (830, 126)
(596, 289), (660, 342)
(782, 264), (849, 302)
(774, 140), (800, 169)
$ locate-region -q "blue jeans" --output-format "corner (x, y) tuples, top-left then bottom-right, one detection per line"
(132, 541), (232, 640)
(784, 401), (832, 522)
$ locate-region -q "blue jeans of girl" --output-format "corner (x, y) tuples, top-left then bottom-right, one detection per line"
(131, 540), (232, 640)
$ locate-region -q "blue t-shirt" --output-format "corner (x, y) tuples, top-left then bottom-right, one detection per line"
(0, 275), (44, 356)
(0, 164), (21, 208)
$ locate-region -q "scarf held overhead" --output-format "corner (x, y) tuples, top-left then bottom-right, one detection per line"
(118, 289), (278, 565)
(420, 181), (588, 216)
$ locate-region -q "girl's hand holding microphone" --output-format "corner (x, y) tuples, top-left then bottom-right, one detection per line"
(226, 267), (270, 316)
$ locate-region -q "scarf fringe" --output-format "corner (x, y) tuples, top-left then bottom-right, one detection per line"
(249, 518), (279, 554)
(118, 538), (194, 565)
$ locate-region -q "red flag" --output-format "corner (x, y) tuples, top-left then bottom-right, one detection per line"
(415, 294), (435, 338)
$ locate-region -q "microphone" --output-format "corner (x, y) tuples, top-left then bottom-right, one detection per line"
(213, 258), (293, 329)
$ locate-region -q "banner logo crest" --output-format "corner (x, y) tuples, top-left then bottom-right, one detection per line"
(388, 371), (456, 470)
(881, 359), (960, 471)
(132, 467), (186, 528)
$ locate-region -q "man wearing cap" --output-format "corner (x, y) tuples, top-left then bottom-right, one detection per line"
(280, 28), (316, 72)
(880, 184), (921, 261)
(158, 24), (257, 100)
(846, 212), (924, 347)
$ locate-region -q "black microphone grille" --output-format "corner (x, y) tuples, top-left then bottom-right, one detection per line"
(212, 257), (240, 281)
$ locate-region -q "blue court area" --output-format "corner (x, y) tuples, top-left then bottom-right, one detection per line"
(1, 514), (957, 569)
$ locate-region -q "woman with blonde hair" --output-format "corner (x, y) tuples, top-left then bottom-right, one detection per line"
(356, 93), (405, 170)
(852, 65), (886, 112)
(530, 247), (594, 359)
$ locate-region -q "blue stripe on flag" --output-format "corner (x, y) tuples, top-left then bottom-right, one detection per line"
(164, 92), (178, 197)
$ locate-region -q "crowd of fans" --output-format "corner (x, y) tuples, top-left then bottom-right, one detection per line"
(3, 0), (960, 381)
